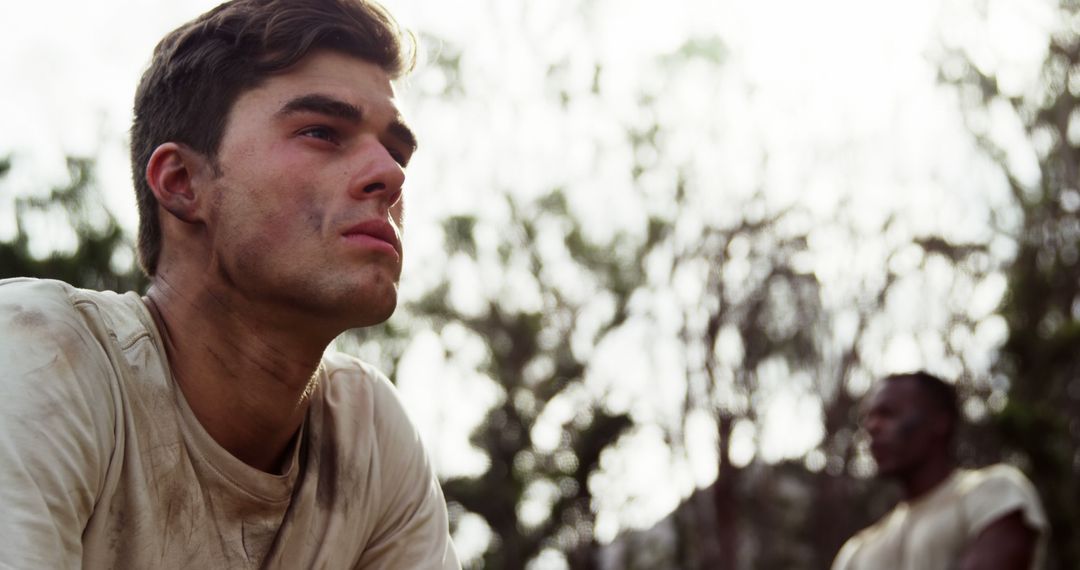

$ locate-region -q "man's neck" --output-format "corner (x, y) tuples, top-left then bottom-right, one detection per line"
(143, 274), (334, 474)
(901, 456), (956, 502)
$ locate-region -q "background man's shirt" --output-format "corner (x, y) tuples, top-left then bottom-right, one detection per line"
(832, 464), (1047, 570)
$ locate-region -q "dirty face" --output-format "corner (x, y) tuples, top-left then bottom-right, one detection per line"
(204, 51), (416, 328)
(861, 378), (948, 479)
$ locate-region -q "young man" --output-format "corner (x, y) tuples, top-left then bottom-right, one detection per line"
(832, 372), (1046, 570)
(0, 0), (460, 568)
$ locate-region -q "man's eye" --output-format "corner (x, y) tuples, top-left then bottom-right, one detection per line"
(300, 126), (338, 143)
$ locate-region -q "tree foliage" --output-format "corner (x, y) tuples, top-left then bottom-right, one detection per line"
(0, 156), (145, 292)
(413, 190), (644, 569)
(942, 1), (1080, 566)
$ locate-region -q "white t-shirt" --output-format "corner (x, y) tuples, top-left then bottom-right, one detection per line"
(832, 464), (1047, 570)
(0, 278), (460, 569)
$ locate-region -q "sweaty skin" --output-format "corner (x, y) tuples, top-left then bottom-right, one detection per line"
(959, 512), (1037, 570)
(862, 379), (953, 500)
(142, 52), (416, 473)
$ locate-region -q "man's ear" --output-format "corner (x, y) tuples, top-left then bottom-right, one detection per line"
(145, 142), (212, 224)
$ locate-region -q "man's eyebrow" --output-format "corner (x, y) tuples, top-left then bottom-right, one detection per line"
(277, 94), (361, 123)
(277, 93), (418, 154)
(387, 120), (418, 154)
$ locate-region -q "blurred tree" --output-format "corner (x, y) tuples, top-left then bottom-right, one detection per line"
(405, 190), (643, 569)
(446, 22), (994, 567)
(0, 156), (146, 292)
(941, 1), (1080, 567)
(685, 206), (824, 570)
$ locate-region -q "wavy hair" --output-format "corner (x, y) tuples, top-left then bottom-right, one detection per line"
(130, 0), (415, 275)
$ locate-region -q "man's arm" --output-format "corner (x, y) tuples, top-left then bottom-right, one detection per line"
(353, 370), (459, 570)
(956, 464), (1047, 570)
(0, 281), (114, 569)
(958, 510), (1037, 570)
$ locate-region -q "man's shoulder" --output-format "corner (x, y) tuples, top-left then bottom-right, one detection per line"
(321, 351), (391, 393)
(0, 277), (144, 345)
(0, 276), (79, 313)
(0, 278), (123, 447)
(319, 351), (424, 448)
(0, 280), (127, 569)
(831, 509), (898, 570)
(0, 277), (139, 320)
(0, 278), (91, 341)
(957, 463), (1038, 497)
(320, 351), (407, 417)
(957, 463), (1048, 537)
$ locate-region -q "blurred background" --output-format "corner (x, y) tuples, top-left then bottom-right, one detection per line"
(1, 0), (1078, 568)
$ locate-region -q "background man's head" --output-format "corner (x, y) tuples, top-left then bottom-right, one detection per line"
(862, 371), (960, 479)
(130, 0), (415, 276)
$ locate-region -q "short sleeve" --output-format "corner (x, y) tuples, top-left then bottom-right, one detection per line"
(960, 464), (1047, 540)
(0, 279), (116, 569)
(353, 368), (460, 570)
(830, 536), (860, 570)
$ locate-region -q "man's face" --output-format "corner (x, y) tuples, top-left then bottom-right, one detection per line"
(203, 50), (416, 328)
(861, 379), (944, 478)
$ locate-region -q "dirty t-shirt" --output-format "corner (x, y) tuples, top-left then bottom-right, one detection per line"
(831, 464), (1047, 570)
(0, 278), (460, 569)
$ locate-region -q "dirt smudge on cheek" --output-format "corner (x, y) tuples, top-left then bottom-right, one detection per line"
(302, 201), (326, 235)
(244, 197), (325, 258)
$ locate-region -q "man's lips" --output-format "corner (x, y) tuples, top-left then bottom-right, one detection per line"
(341, 220), (401, 257)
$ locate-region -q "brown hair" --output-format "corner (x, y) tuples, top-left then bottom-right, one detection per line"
(130, 0), (415, 275)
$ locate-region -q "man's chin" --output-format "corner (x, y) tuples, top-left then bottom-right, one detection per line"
(329, 279), (398, 325)
(343, 301), (398, 329)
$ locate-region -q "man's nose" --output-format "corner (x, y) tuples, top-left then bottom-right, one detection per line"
(347, 137), (405, 203)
